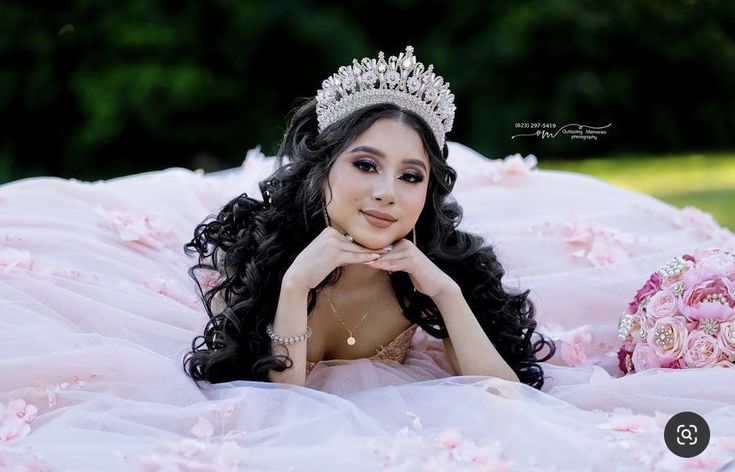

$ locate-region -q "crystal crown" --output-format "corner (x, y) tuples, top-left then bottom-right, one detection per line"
(316, 45), (456, 149)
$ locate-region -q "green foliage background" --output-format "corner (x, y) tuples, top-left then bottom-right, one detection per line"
(1, 0), (734, 183)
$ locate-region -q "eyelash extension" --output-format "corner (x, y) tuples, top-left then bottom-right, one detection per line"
(353, 159), (424, 183)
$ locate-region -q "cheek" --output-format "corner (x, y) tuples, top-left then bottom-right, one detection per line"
(398, 190), (427, 224)
(329, 168), (369, 201)
(409, 185), (428, 209)
(406, 197), (425, 219)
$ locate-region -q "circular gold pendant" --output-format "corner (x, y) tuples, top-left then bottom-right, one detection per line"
(347, 336), (356, 346)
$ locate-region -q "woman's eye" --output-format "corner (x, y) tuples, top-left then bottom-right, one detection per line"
(353, 160), (424, 183)
(403, 173), (423, 183)
(354, 160), (376, 172)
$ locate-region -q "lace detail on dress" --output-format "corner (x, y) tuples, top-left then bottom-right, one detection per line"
(305, 324), (418, 373)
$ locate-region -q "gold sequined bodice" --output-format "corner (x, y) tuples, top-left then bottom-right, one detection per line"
(305, 324), (418, 374)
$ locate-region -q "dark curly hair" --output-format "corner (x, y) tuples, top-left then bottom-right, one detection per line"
(182, 97), (556, 390)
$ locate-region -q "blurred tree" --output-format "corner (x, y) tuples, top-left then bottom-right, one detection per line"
(0, 0), (733, 183)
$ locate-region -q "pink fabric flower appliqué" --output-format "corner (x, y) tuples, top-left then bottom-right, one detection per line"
(41, 371), (100, 409)
(600, 409), (735, 471)
(474, 153), (538, 185)
(540, 324), (602, 367)
(366, 424), (536, 471)
(562, 214), (636, 267)
(598, 408), (669, 434)
(673, 206), (735, 249)
(135, 402), (245, 471)
(0, 399), (39, 443)
(141, 274), (201, 308)
(0, 246), (35, 274)
(95, 205), (176, 249)
(500, 153), (538, 175)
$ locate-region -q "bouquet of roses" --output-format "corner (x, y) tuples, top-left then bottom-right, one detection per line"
(617, 247), (735, 374)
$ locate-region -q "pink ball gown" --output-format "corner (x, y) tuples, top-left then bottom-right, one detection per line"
(1, 142), (734, 471)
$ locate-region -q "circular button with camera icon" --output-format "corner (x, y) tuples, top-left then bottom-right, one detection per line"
(664, 411), (710, 458)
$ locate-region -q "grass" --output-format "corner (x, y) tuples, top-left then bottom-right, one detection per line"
(537, 152), (735, 232)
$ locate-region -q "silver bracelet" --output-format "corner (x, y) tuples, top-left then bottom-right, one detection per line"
(266, 323), (312, 345)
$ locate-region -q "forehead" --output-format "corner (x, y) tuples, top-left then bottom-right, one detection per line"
(347, 118), (430, 167)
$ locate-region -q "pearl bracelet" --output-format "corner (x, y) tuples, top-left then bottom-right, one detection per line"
(266, 323), (313, 345)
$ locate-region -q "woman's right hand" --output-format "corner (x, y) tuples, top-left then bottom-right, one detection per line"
(283, 227), (391, 292)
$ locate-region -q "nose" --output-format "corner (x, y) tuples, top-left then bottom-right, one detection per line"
(372, 175), (396, 203)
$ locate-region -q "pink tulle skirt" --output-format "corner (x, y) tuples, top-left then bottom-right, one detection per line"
(1, 142), (735, 471)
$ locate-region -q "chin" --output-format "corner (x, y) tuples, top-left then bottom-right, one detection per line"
(355, 238), (391, 250)
(355, 232), (403, 250)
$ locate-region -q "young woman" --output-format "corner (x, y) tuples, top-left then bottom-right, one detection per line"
(183, 46), (556, 390)
(2, 45), (734, 472)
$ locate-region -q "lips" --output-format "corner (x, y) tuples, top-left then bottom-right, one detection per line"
(361, 211), (395, 228)
(361, 210), (396, 222)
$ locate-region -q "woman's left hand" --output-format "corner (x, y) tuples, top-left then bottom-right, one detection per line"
(364, 238), (457, 299)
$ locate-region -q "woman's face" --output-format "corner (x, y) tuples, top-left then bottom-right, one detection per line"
(322, 117), (430, 251)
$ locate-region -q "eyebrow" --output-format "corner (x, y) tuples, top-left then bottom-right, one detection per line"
(348, 146), (428, 172)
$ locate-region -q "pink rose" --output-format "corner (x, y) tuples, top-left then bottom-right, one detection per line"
(678, 274), (735, 321)
(711, 359), (734, 367)
(647, 317), (689, 360)
(683, 330), (723, 368)
(692, 247), (735, 279)
(631, 344), (663, 372)
(717, 322), (735, 358)
(628, 272), (662, 315)
(660, 358), (687, 369)
(645, 288), (679, 322)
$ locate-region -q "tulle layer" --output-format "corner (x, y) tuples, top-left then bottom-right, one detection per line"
(1, 143), (735, 471)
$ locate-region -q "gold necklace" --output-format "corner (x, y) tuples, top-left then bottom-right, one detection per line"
(326, 284), (382, 346)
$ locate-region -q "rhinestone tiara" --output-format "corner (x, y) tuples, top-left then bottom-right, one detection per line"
(316, 45), (456, 149)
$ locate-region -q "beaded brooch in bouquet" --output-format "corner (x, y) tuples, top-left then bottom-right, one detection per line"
(617, 247), (735, 373)
(316, 45), (456, 149)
